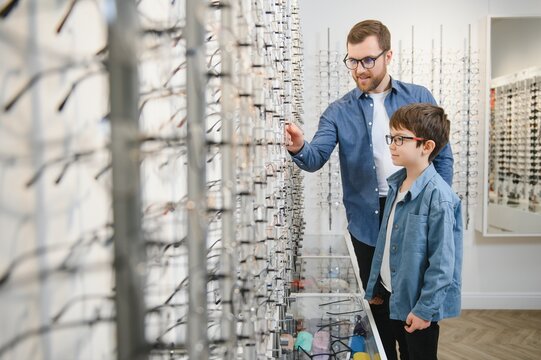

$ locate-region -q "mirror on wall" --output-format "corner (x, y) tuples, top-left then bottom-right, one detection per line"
(483, 16), (541, 236)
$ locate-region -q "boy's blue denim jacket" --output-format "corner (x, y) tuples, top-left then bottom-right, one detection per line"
(364, 164), (463, 322)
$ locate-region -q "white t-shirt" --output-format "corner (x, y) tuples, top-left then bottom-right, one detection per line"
(369, 90), (401, 196)
(380, 190), (407, 292)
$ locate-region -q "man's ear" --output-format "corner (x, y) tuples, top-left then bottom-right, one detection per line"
(385, 50), (393, 65)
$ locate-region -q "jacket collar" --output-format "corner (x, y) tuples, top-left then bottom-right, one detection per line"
(387, 163), (437, 201)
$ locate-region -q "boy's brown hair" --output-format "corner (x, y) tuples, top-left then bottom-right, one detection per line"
(390, 103), (450, 163)
(347, 20), (391, 51)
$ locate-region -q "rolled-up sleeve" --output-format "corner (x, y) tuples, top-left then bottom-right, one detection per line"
(291, 111), (338, 172)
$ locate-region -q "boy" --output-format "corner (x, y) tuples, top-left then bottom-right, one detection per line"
(364, 103), (463, 360)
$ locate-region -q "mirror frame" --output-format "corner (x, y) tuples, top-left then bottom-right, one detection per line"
(481, 15), (541, 237)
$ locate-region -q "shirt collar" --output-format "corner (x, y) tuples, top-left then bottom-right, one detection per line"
(355, 76), (399, 99)
(387, 163), (438, 201)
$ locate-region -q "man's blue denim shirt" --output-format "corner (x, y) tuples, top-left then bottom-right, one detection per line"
(291, 78), (454, 246)
(365, 164), (463, 322)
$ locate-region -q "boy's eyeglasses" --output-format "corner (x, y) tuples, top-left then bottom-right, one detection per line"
(385, 134), (427, 146)
(343, 50), (387, 70)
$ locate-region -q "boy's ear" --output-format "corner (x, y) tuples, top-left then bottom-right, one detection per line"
(423, 140), (436, 156)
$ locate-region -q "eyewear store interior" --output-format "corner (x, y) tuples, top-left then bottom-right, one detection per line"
(0, 0), (540, 359)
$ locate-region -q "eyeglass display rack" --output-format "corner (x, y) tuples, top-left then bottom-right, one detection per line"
(285, 234), (387, 360)
(314, 29), (349, 231)
(389, 24), (481, 229)
(487, 67), (541, 233)
(0, 0), (309, 359)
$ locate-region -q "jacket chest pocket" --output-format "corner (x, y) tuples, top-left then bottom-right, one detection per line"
(403, 213), (428, 254)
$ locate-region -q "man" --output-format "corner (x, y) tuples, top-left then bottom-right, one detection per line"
(285, 20), (453, 360)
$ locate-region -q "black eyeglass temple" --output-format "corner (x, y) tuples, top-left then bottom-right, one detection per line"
(0, 0), (19, 18)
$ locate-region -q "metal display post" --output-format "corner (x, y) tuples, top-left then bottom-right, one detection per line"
(220, 0), (238, 357)
(107, 0), (147, 359)
(186, 0), (209, 358)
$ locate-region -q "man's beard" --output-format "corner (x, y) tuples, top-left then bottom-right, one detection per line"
(354, 70), (386, 93)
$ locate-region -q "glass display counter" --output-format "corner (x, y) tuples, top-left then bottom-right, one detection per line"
(294, 255), (359, 294)
(283, 234), (386, 360)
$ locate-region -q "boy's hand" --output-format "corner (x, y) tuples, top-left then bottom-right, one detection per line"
(368, 296), (384, 305)
(404, 312), (430, 333)
(284, 122), (304, 154)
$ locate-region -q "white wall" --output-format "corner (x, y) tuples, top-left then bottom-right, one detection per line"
(298, 0), (541, 309)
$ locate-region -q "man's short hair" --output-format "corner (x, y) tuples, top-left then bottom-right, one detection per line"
(390, 103), (450, 163)
(347, 20), (391, 51)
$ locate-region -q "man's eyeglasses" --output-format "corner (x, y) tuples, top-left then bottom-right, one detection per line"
(385, 134), (427, 146)
(343, 50), (387, 70)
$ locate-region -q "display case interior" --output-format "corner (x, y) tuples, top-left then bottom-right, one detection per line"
(286, 234), (386, 360)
